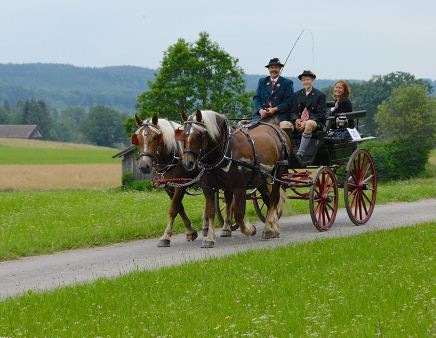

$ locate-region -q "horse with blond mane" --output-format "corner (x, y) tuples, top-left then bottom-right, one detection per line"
(177, 110), (291, 248)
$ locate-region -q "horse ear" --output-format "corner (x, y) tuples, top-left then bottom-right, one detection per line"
(195, 109), (202, 122)
(181, 111), (188, 122)
(134, 114), (143, 126)
(152, 113), (158, 126)
(131, 133), (139, 145)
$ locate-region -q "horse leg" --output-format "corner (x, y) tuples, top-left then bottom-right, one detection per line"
(234, 187), (256, 237)
(262, 182), (281, 240)
(173, 187), (198, 242)
(201, 208), (208, 237)
(201, 187), (217, 248)
(220, 190), (233, 237)
(157, 188), (177, 247)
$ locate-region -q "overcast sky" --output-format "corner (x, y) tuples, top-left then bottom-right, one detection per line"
(1, 0), (435, 80)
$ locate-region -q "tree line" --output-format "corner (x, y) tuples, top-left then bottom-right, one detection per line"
(0, 99), (129, 148)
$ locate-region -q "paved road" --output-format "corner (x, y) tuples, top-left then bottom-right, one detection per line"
(1, 199), (435, 300)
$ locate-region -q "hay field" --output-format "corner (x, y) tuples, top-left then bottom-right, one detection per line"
(0, 164), (121, 190)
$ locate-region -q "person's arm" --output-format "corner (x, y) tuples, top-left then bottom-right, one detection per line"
(315, 91), (327, 122)
(276, 80), (294, 113)
(288, 93), (299, 124)
(252, 79), (264, 120)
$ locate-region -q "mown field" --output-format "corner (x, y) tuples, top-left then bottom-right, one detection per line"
(0, 138), (121, 190)
(0, 138), (119, 165)
(0, 223), (434, 337)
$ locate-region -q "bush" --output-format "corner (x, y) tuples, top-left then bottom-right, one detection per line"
(121, 172), (154, 191)
(362, 138), (431, 181)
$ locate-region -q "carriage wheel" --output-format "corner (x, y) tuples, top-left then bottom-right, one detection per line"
(250, 188), (267, 223)
(214, 190), (226, 227)
(344, 149), (377, 225)
(309, 167), (339, 231)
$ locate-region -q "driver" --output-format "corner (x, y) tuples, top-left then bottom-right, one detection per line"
(252, 58), (294, 123)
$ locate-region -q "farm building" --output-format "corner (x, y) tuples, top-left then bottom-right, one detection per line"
(0, 124), (43, 139)
(112, 145), (152, 181)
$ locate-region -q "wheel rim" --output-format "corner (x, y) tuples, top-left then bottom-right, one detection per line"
(310, 167), (338, 231)
(214, 190), (225, 226)
(345, 149), (377, 225)
(251, 189), (267, 223)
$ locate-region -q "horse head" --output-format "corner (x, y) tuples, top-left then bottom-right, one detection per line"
(178, 109), (225, 172)
(131, 113), (163, 174)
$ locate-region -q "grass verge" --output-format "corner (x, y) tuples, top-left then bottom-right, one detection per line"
(0, 174), (435, 261)
(0, 223), (434, 337)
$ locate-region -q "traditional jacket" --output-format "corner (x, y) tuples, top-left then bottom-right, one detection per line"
(289, 87), (327, 124)
(252, 76), (294, 122)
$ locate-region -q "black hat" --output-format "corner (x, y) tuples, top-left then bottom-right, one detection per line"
(298, 70), (316, 80)
(265, 58), (284, 68)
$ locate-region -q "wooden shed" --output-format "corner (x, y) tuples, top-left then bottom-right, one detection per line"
(112, 146), (153, 181)
(0, 124), (43, 139)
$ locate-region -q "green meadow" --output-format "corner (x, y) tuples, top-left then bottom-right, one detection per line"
(0, 145), (119, 164)
(0, 223), (434, 337)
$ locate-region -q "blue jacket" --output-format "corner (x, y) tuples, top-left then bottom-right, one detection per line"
(252, 76), (294, 122)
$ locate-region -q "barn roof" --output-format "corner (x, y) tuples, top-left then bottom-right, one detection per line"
(112, 145), (136, 158)
(0, 124), (43, 139)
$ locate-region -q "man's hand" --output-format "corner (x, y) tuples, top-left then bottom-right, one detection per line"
(266, 107), (278, 115)
(259, 109), (268, 118)
(295, 119), (305, 132)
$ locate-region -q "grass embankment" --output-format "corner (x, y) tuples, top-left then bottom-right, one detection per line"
(0, 223), (434, 337)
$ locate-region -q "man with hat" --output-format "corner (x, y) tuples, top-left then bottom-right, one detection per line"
(252, 58), (294, 122)
(282, 70), (327, 161)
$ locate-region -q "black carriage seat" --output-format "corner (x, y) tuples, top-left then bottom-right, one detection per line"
(324, 110), (367, 145)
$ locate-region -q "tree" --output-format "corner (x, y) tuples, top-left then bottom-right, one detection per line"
(375, 84), (436, 147)
(81, 105), (127, 147)
(351, 72), (432, 135)
(361, 84), (436, 181)
(21, 99), (53, 139)
(135, 32), (251, 123)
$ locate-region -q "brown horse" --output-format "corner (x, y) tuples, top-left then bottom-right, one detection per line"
(132, 113), (204, 247)
(177, 110), (291, 248)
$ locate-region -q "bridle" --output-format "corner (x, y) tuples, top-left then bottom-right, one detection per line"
(138, 122), (180, 175)
(182, 116), (232, 171)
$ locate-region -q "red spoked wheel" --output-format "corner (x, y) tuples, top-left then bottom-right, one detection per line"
(344, 149), (377, 225)
(250, 188), (267, 223)
(309, 167), (339, 231)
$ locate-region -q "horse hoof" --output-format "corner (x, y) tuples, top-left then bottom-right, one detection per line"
(186, 231), (198, 242)
(220, 229), (232, 237)
(157, 239), (171, 247)
(230, 224), (239, 231)
(201, 240), (215, 248)
(261, 231), (274, 240)
(202, 229), (208, 237)
(273, 231), (280, 238)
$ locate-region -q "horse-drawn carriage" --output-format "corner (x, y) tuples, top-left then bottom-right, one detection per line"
(133, 107), (377, 248)
(214, 109), (377, 232)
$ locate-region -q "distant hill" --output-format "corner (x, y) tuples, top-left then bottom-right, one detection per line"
(0, 63), (154, 111)
(0, 63), (433, 111)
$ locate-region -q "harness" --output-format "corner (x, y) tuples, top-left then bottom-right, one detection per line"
(183, 117), (233, 171)
(138, 122), (180, 176)
(184, 116), (291, 183)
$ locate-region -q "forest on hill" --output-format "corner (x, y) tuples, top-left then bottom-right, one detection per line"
(0, 63), (369, 111)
